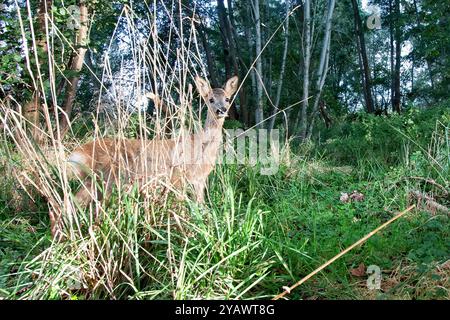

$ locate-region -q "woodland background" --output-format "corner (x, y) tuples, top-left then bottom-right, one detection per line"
(0, 0), (448, 299)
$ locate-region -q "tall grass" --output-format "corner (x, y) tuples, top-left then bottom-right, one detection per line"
(1, 1), (449, 300)
(0, 1), (293, 300)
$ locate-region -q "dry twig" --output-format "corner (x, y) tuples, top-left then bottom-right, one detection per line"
(273, 205), (416, 300)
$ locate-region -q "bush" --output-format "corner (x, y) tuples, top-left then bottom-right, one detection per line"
(318, 105), (450, 167)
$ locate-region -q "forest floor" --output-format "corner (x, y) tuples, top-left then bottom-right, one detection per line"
(0, 107), (449, 300)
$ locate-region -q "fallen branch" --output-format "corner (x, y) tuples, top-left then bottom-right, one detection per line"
(404, 176), (448, 196)
(386, 176), (449, 196)
(272, 205), (416, 300)
(409, 190), (450, 215)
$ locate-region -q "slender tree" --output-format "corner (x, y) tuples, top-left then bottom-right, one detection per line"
(22, 0), (52, 143)
(253, 0), (265, 128)
(60, 0), (90, 131)
(268, 0), (290, 131)
(226, 0), (249, 123)
(244, 1), (258, 126)
(392, 0), (401, 113)
(298, 0), (311, 138)
(351, 0), (375, 113)
(217, 0), (232, 79)
(197, 18), (219, 88)
(307, 0), (336, 139)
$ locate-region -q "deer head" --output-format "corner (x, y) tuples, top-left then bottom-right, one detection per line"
(195, 76), (239, 120)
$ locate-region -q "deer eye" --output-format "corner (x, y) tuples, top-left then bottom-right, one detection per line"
(225, 98), (230, 103)
(209, 98), (215, 103)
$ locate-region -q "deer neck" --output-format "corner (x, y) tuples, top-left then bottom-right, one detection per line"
(204, 110), (225, 129)
(201, 111), (224, 158)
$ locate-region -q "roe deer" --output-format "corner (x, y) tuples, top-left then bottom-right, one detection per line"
(68, 76), (239, 205)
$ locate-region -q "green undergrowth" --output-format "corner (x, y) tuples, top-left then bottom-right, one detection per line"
(0, 107), (448, 300)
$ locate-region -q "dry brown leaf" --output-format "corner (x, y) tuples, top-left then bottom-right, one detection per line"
(350, 263), (366, 277)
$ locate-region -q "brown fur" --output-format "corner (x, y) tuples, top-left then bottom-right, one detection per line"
(68, 76), (239, 205)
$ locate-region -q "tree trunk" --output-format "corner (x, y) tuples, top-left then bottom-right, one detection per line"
(217, 0), (239, 120)
(389, 0), (394, 111)
(253, 0), (264, 128)
(298, 0), (311, 139)
(217, 0), (232, 80)
(392, 0), (401, 114)
(225, 0), (244, 121)
(268, 0), (290, 131)
(23, 0), (51, 143)
(411, 0), (434, 92)
(351, 0), (374, 113)
(197, 20), (219, 88)
(410, 46), (414, 95)
(307, 0), (336, 139)
(60, 0), (89, 131)
(245, 30), (257, 127)
(227, 0), (250, 125)
(319, 101), (332, 128)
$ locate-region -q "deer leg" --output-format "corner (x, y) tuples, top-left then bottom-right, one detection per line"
(193, 181), (206, 203)
(74, 179), (95, 207)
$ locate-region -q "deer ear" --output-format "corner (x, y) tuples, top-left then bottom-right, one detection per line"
(195, 76), (212, 98)
(224, 76), (239, 96)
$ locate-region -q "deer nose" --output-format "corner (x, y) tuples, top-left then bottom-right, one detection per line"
(216, 106), (227, 117)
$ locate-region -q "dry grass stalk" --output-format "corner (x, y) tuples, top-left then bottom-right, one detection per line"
(273, 205), (416, 300)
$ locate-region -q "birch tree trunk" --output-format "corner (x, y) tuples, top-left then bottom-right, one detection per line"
(268, 0), (290, 131)
(306, 0), (336, 139)
(307, 35), (331, 139)
(60, 0), (89, 131)
(298, 0), (311, 139)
